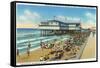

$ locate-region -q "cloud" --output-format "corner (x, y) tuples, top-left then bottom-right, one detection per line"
(85, 12), (96, 20)
(17, 10), (41, 24)
(84, 12), (96, 28)
(86, 12), (96, 23)
(81, 12), (96, 29)
(24, 10), (41, 19)
(19, 15), (27, 21)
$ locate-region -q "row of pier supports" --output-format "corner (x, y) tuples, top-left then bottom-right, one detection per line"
(40, 29), (80, 36)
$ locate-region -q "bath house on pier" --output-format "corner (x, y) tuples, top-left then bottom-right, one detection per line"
(39, 19), (81, 36)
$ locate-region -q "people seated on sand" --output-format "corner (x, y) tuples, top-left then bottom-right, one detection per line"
(49, 44), (63, 57)
(54, 45), (62, 53)
(70, 46), (78, 55)
(54, 53), (59, 59)
(40, 56), (44, 61)
(64, 40), (69, 45)
(49, 50), (56, 55)
(65, 45), (72, 51)
(53, 51), (64, 59)
(63, 43), (68, 50)
(63, 41), (74, 52)
(40, 42), (48, 49)
(69, 37), (74, 44)
(40, 54), (49, 61)
(63, 42), (69, 50)
(44, 44), (48, 49)
(47, 43), (54, 49)
(73, 35), (83, 46)
(44, 55), (50, 61)
(40, 42), (55, 49)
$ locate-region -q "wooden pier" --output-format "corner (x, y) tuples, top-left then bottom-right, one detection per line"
(39, 20), (81, 36)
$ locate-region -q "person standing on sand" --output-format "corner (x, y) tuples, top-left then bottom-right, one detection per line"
(27, 42), (31, 56)
(92, 31), (95, 37)
(40, 42), (44, 51)
(17, 49), (19, 56)
(27, 47), (30, 56)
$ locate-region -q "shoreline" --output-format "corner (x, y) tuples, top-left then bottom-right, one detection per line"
(16, 33), (96, 63)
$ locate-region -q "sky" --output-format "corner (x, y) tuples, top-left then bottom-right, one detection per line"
(16, 3), (96, 28)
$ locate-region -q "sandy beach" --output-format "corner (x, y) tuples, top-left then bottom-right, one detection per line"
(16, 40), (80, 63)
(16, 48), (52, 63)
(16, 32), (96, 63)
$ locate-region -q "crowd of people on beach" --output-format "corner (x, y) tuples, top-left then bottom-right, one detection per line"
(16, 30), (91, 62)
(39, 31), (91, 61)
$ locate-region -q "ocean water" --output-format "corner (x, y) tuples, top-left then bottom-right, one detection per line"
(16, 28), (70, 54)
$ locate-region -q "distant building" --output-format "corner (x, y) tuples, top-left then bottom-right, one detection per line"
(39, 20), (81, 36)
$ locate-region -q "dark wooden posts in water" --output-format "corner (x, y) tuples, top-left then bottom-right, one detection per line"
(41, 29), (70, 36)
(41, 29), (53, 36)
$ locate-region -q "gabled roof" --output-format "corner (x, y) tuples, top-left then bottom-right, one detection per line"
(41, 19), (81, 25)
